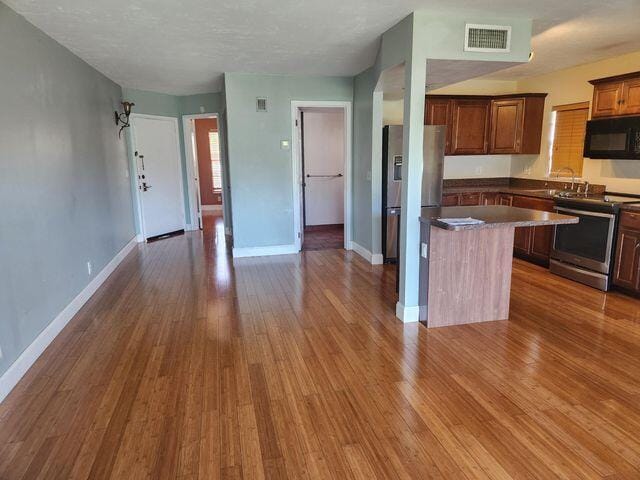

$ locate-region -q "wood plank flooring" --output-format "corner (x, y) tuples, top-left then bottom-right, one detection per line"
(1, 212), (640, 479)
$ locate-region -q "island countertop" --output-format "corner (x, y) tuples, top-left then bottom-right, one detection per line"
(420, 205), (579, 231)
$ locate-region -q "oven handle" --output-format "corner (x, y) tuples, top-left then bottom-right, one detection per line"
(554, 206), (616, 219)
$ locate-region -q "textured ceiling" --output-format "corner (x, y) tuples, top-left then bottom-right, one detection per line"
(5, 0), (640, 95)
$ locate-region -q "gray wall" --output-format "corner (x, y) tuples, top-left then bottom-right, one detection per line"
(121, 88), (224, 229)
(224, 73), (353, 249)
(352, 69), (376, 251)
(0, 3), (135, 377)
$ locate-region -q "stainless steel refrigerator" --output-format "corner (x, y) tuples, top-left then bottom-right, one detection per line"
(382, 125), (446, 263)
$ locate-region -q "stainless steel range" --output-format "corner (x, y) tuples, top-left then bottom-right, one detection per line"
(550, 193), (640, 290)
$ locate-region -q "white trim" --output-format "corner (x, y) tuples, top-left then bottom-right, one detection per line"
(201, 204), (223, 211)
(350, 241), (384, 265)
(291, 101), (353, 252)
(130, 114), (186, 240)
(136, 233), (145, 243)
(395, 302), (420, 323)
(232, 244), (298, 258)
(0, 237), (138, 403)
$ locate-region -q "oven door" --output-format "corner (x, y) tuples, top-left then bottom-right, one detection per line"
(551, 206), (616, 274)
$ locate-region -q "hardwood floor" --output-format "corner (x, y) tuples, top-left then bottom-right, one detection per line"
(303, 224), (344, 251)
(2, 213), (640, 479)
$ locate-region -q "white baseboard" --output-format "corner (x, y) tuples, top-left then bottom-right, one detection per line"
(232, 244), (298, 258)
(350, 241), (384, 265)
(396, 302), (420, 323)
(0, 237), (138, 403)
(201, 204), (223, 211)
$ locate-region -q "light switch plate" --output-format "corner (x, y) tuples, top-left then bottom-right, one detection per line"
(421, 242), (428, 258)
(281, 140), (290, 150)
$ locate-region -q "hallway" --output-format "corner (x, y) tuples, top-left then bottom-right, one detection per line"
(1, 215), (640, 479)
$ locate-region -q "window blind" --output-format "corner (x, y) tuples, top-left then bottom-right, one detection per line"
(550, 103), (589, 177)
(208, 131), (222, 191)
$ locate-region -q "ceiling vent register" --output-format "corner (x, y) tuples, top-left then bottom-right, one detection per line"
(464, 24), (511, 53)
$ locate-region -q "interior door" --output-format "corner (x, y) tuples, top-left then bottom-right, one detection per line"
(302, 110), (345, 226)
(131, 115), (184, 239)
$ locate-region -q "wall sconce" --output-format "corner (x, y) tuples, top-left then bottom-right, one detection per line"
(114, 101), (135, 137)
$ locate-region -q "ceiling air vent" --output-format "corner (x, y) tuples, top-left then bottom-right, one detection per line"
(256, 97), (267, 112)
(464, 24), (511, 53)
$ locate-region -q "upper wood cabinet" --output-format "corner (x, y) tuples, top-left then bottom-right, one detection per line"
(450, 99), (490, 155)
(590, 71), (640, 118)
(489, 96), (546, 154)
(424, 98), (452, 153)
(425, 93), (547, 156)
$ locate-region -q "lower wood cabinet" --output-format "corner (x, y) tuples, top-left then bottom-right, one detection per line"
(613, 211), (640, 293)
(511, 195), (555, 266)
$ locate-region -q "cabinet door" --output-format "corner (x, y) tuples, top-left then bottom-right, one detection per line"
(621, 78), (640, 116)
(613, 227), (640, 290)
(425, 98), (452, 153)
(489, 98), (524, 154)
(496, 194), (513, 206)
(480, 192), (498, 205)
(513, 227), (532, 256)
(591, 81), (623, 118)
(459, 192), (481, 206)
(441, 194), (459, 206)
(530, 225), (554, 264)
(450, 99), (490, 155)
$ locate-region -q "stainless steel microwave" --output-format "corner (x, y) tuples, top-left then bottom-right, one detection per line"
(584, 116), (640, 159)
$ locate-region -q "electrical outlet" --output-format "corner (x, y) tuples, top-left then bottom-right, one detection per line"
(0, 345), (4, 361)
(475, 166), (483, 175)
(280, 140), (290, 150)
(87, 261), (92, 276)
(421, 242), (428, 258)
(524, 166), (532, 175)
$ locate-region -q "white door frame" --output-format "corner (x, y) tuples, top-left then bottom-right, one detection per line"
(130, 113), (186, 240)
(182, 113), (226, 231)
(291, 101), (352, 252)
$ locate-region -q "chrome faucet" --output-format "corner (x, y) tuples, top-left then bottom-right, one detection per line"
(553, 167), (576, 191)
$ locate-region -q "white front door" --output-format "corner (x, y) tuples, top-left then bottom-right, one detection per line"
(302, 110), (345, 226)
(131, 115), (185, 239)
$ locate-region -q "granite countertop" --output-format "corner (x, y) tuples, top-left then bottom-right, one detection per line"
(420, 205), (579, 231)
(443, 186), (561, 199)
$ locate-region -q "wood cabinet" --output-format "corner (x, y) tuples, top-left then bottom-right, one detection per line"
(450, 99), (490, 155)
(441, 193), (459, 206)
(590, 71), (640, 118)
(511, 195), (555, 266)
(613, 211), (640, 293)
(425, 94), (547, 156)
(424, 98), (452, 153)
(489, 96), (546, 154)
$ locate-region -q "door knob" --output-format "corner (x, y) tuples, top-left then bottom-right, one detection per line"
(142, 182), (152, 192)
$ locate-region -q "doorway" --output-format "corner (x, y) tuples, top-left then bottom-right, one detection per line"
(183, 113), (229, 233)
(291, 102), (352, 252)
(130, 114), (185, 241)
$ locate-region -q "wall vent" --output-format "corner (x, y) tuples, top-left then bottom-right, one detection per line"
(464, 24), (511, 53)
(256, 97), (267, 112)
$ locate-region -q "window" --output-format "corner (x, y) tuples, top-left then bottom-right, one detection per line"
(549, 102), (589, 177)
(208, 130), (222, 191)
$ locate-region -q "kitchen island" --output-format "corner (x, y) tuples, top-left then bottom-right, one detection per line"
(419, 205), (578, 328)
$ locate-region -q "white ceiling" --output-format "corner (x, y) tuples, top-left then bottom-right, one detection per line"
(6, 0), (640, 95)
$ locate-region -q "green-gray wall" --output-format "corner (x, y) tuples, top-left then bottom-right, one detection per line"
(352, 69), (376, 251)
(121, 88), (224, 229)
(0, 3), (135, 377)
(224, 73), (353, 249)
